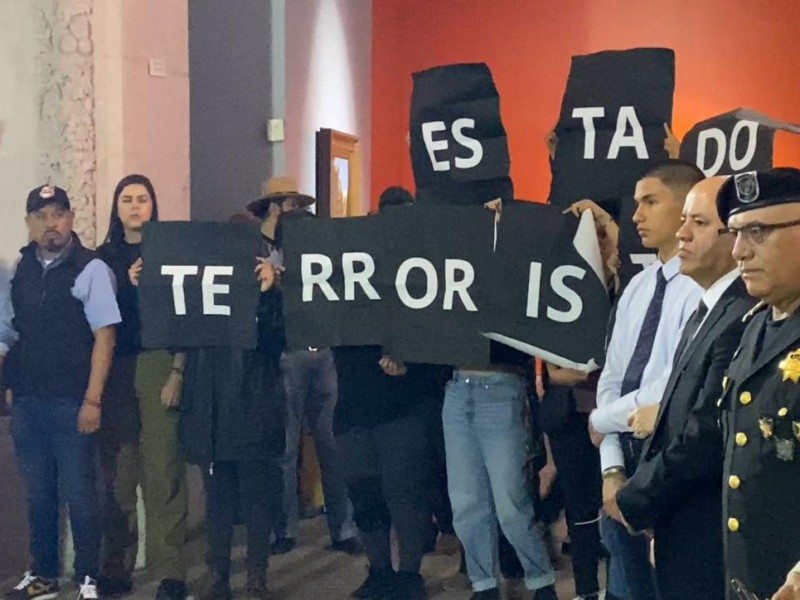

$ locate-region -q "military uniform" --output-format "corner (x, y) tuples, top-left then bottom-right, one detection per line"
(716, 169), (800, 598)
(720, 303), (800, 597)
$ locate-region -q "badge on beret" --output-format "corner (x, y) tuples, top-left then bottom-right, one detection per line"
(779, 349), (800, 383)
(734, 171), (760, 204)
(760, 417), (774, 439)
(39, 185), (55, 199)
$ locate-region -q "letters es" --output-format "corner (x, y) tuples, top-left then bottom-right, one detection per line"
(421, 118), (483, 172)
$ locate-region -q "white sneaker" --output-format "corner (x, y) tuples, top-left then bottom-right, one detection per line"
(76, 577), (98, 600)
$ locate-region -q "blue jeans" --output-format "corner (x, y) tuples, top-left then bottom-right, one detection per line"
(274, 349), (357, 543)
(443, 372), (555, 592)
(601, 514), (658, 600)
(11, 396), (100, 580)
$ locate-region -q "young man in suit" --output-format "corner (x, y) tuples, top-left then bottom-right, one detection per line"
(615, 176), (754, 600)
(714, 168), (800, 600)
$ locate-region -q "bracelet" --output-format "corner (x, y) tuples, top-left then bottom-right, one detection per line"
(602, 466), (626, 480)
(83, 398), (102, 409)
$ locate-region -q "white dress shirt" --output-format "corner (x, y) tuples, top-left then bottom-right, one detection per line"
(695, 268), (741, 334)
(0, 275), (15, 356)
(593, 254), (703, 470)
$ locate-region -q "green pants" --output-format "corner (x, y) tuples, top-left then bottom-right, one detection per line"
(98, 350), (188, 582)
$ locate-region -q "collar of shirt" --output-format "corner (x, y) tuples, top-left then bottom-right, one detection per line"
(660, 253), (682, 281)
(701, 268), (740, 313)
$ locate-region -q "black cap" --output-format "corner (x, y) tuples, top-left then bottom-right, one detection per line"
(26, 184), (71, 213)
(378, 186), (414, 210)
(717, 167), (800, 223)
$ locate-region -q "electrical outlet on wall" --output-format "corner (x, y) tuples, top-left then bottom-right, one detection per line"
(267, 118), (284, 142)
(148, 58), (166, 78)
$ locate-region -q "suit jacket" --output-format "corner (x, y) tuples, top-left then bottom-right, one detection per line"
(617, 277), (753, 600)
(721, 304), (800, 598)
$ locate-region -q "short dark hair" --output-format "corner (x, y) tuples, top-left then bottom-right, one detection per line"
(378, 186), (414, 210)
(642, 159), (705, 201)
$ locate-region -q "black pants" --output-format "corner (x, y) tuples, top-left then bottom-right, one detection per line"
(425, 400), (454, 535)
(337, 413), (432, 573)
(548, 412), (602, 598)
(202, 460), (283, 579)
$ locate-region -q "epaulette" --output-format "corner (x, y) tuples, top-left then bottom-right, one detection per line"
(742, 301), (768, 323)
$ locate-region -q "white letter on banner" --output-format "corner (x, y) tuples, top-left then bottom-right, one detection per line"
(161, 265), (199, 316)
(548, 266), (585, 323)
(697, 128), (726, 176)
(452, 118), (484, 169)
(526, 262), (543, 318)
(342, 252), (380, 301)
(301, 254), (339, 302)
(729, 120), (759, 172)
(443, 259), (477, 311)
(572, 107), (605, 159)
(202, 266), (233, 316)
(608, 106), (648, 159)
(421, 121), (450, 171)
(396, 258), (438, 309)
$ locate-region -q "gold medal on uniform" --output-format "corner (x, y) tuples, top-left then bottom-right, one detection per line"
(793, 421), (800, 443)
(775, 437), (795, 461)
(759, 417), (774, 439)
(779, 349), (800, 383)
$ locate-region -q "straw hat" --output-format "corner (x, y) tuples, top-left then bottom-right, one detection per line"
(246, 176), (316, 217)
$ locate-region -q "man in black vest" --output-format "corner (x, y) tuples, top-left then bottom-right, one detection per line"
(615, 176), (754, 600)
(5, 185), (120, 600)
(715, 168), (800, 600)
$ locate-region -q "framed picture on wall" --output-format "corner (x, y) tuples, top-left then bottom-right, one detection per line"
(315, 128), (361, 218)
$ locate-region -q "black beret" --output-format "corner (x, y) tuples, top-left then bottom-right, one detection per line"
(717, 167), (800, 223)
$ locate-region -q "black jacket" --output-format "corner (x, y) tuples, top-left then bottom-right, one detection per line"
(616, 278), (753, 600)
(720, 304), (800, 598)
(178, 287), (286, 465)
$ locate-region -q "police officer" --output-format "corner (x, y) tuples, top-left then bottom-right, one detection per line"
(716, 168), (800, 600)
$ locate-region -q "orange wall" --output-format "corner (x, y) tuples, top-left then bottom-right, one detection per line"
(371, 0), (800, 205)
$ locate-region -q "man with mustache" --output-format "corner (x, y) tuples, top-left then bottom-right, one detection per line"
(615, 176), (754, 600)
(715, 168), (800, 600)
(4, 185), (120, 600)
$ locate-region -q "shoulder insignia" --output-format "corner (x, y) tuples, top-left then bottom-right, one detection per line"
(742, 301), (768, 323)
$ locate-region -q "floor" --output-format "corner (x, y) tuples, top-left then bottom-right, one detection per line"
(0, 513), (591, 600)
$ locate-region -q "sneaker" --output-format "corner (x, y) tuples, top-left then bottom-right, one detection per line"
(270, 537), (296, 555)
(95, 575), (132, 598)
(77, 577), (99, 600)
(330, 537), (363, 555)
(155, 579), (187, 600)
(469, 589), (499, 600)
(386, 572), (425, 600)
(5, 573), (59, 600)
(351, 569), (396, 599)
(532, 584), (560, 600)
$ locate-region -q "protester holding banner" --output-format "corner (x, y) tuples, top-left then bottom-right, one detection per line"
(247, 176), (360, 557)
(590, 160), (704, 600)
(714, 168), (800, 600)
(331, 187), (451, 600)
(4, 184), (121, 600)
(129, 231), (283, 600)
(615, 176), (753, 600)
(95, 175), (189, 600)
(540, 198), (621, 600)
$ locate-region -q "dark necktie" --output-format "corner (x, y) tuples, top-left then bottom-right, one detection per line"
(620, 268), (668, 396)
(673, 300), (709, 364)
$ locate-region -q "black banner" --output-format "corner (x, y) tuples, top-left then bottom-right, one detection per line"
(680, 107), (800, 176)
(282, 204), (610, 369)
(139, 222), (262, 349)
(548, 48), (675, 207)
(409, 63), (514, 206)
